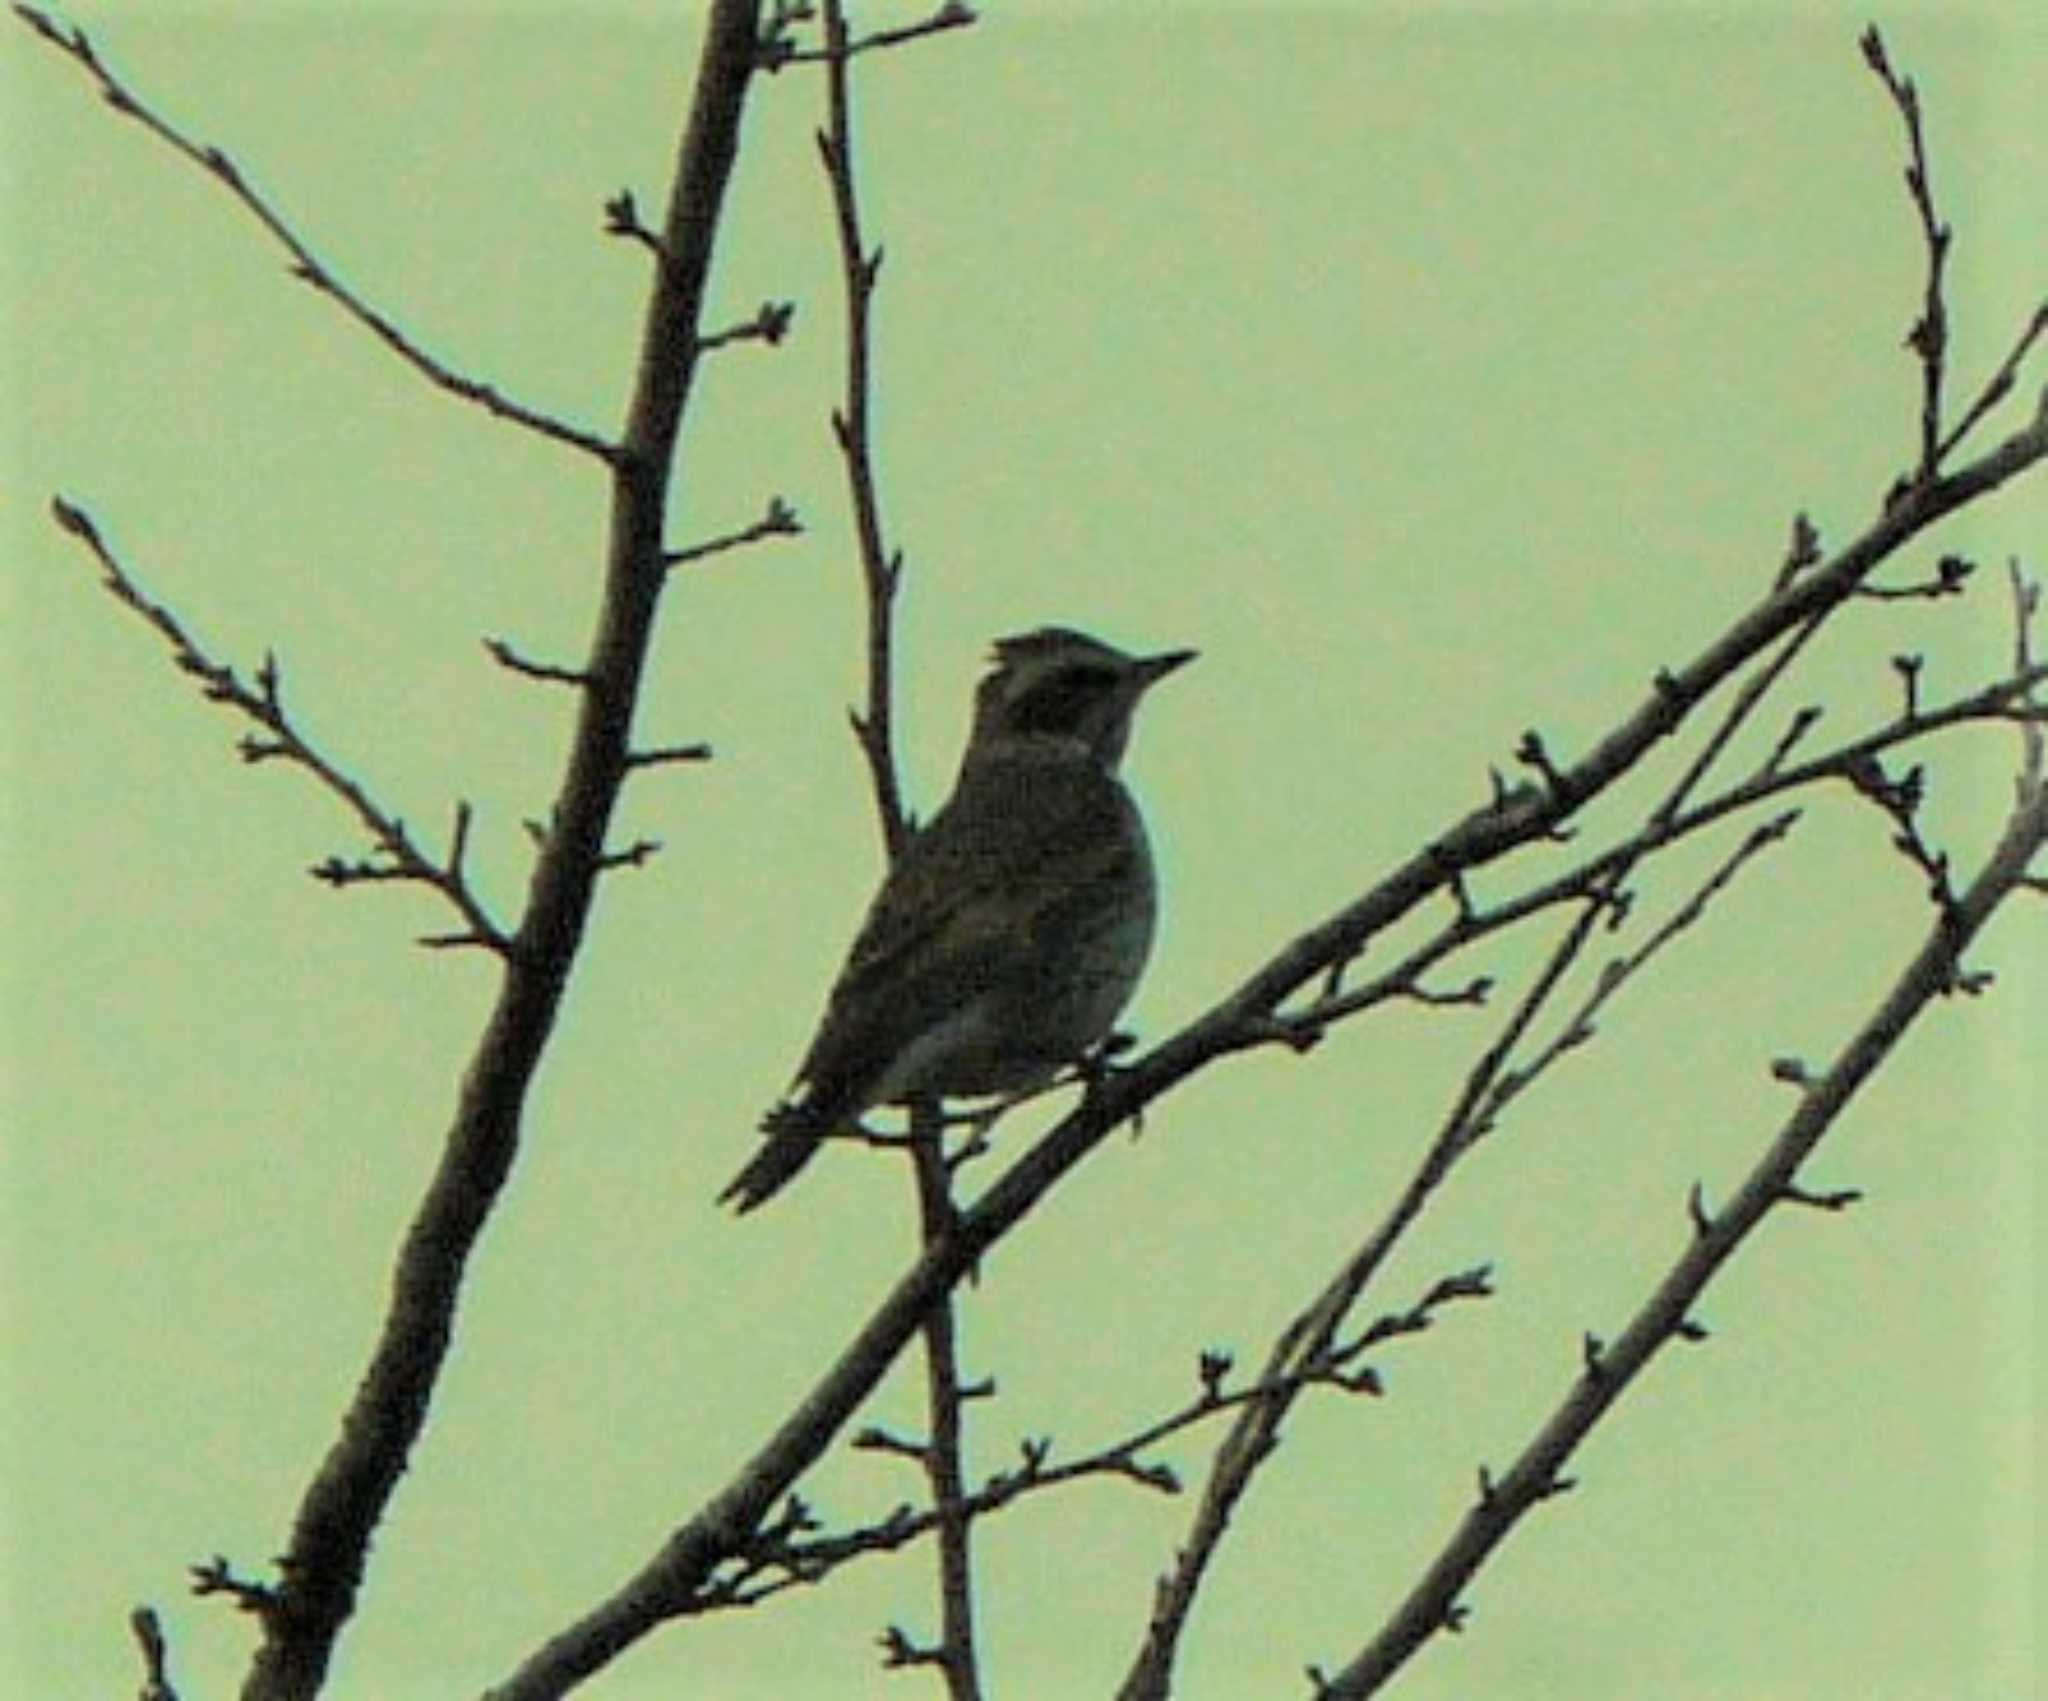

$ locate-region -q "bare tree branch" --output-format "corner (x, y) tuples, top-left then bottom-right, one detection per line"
(129, 1607), (180, 1701)
(1315, 743), (2048, 1698)
(818, 0), (924, 857)
(684, 1269), (1486, 1618)
(110, 4), (768, 1695)
(480, 377), (2045, 1699)
(811, 2), (986, 1687)
(903, 1103), (983, 1699)
(1266, 656), (2044, 1049)
(1120, 66), (2047, 1659)
(662, 494), (803, 568)
(483, 636), (594, 688)
(13, 5), (619, 463)
(765, 0), (975, 70)
(1939, 301), (2048, 466)
(48, 498), (512, 956)
(1861, 24), (1951, 482)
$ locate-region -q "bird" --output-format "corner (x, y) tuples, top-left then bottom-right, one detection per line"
(722, 626), (1194, 1212)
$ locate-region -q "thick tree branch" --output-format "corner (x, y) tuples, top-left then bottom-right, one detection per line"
(192, 6), (769, 1697)
(483, 396), (2045, 1701)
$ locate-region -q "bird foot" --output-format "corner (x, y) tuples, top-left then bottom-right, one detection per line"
(1074, 1029), (1138, 1090)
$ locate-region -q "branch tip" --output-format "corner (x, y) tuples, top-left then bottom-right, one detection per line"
(1779, 1181), (1864, 1213)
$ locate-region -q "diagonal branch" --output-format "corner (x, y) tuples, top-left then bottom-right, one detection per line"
(1938, 301), (2048, 466)
(156, 5), (765, 1697)
(1315, 747), (2048, 1699)
(13, 3), (617, 463)
(483, 399), (2047, 1701)
(1267, 658), (2045, 1049)
(49, 498), (510, 955)
(1117, 868), (1620, 1701)
(699, 1271), (1488, 1615)
(663, 495), (803, 568)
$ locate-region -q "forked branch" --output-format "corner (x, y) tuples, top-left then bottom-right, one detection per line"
(1315, 741), (2046, 1697)
(50, 498), (510, 955)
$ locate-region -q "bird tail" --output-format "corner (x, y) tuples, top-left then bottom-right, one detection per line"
(719, 1101), (827, 1213)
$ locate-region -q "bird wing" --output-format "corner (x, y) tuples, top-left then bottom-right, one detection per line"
(786, 753), (1137, 1113)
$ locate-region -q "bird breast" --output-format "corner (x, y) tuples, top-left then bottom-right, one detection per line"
(864, 755), (1159, 1105)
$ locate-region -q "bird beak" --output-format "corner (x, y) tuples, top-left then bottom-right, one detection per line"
(1135, 648), (1197, 687)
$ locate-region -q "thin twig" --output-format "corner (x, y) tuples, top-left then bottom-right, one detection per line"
(1271, 654), (2042, 1050)
(813, 5), (978, 1684)
(771, 0), (975, 68)
(1478, 812), (1800, 1128)
(13, 4), (618, 463)
(1856, 551), (1975, 601)
(624, 742), (714, 769)
(2005, 557), (2044, 781)
(695, 1272), (1489, 1617)
(697, 298), (797, 351)
(601, 188), (668, 263)
(50, 498), (511, 955)
(1118, 881), (1608, 1701)
(595, 838), (663, 873)
(663, 495), (803, 568)
(1861, 25), (1950, 481)
(1649, 606), (1829, 831)
(483, 637), (593, 688)
(1939, 303), (2048, 466)
(129, 1607), (180, 1701)
(819, 0), (913, 856)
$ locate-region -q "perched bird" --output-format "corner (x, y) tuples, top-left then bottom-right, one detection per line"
(723, 627), (1194, 1212)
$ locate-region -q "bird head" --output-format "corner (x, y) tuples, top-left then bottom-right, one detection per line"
(969, 627), (1196, 770)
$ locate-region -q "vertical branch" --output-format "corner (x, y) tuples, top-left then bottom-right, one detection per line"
(818, 3), (975, 1686)
(910, 1103), (984, 1701)
(231, 6), (767, 1699)
(1862, 25), (1951, 480)
(820, 0), (910, 857)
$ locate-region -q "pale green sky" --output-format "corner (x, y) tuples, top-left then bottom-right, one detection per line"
(6, 5), (2044, 1699)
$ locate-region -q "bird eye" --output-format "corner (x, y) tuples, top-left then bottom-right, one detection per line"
(1060, 664), (1118, 691)
(1008, 662), (1119, 735)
